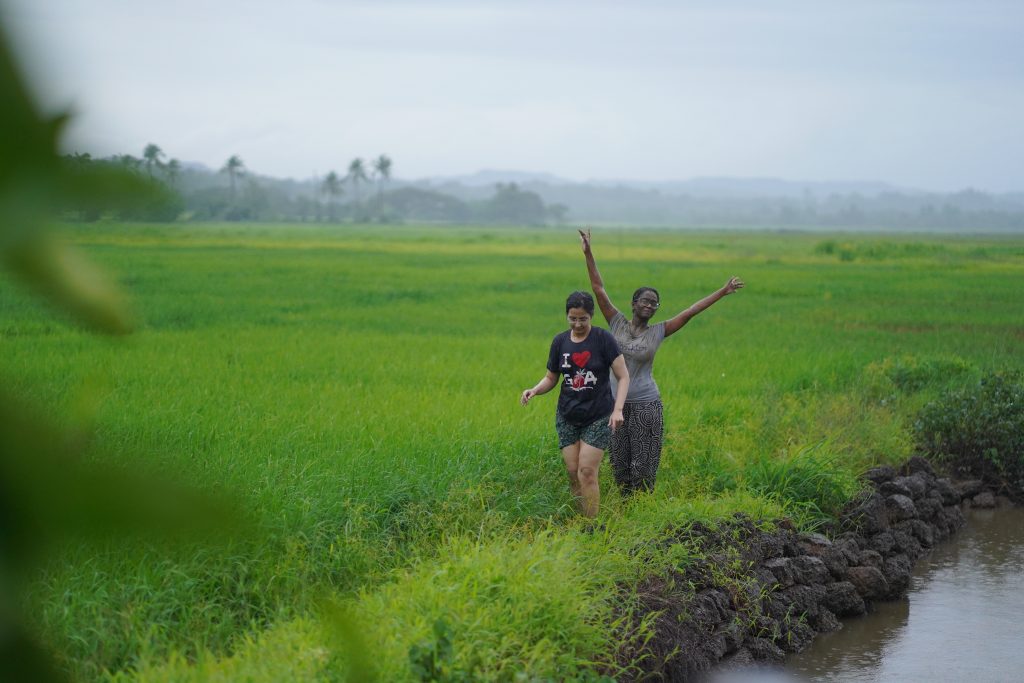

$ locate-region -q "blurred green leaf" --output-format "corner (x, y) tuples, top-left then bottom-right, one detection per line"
(320, 599), (378, 682)
(0, 19), (244, 681)
(0, 391), (251, 576)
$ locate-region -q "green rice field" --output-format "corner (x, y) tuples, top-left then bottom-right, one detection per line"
(3, 222), (1023, 681)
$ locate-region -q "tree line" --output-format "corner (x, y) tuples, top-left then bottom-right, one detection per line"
(62, 145), (564, 226)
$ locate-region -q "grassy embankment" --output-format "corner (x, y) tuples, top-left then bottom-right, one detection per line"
(3, 222), (1022, 680)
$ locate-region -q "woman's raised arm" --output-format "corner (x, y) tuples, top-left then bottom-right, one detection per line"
(579, 228), (619, 324)
(663, 276), (744, 338)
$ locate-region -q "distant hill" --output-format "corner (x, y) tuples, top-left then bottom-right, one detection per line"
(583, 177), (913, 199)
(421, 169), (574, 187)
(420, 171), (915, 199)
(84, 153), (1024, 231)
(395, 172), (1024, 230)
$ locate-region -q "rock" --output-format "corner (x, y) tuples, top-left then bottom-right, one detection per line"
(894, 519), (935, 549)
(696, 588), (732, 623)
(703, 631), (729, 661)
(834, 537), (861, 566)
(717, 647), (755, 670)
(863, 466), (897, 485)
(972, 491), (997, 508)
(753, 567), (779, 592)
(904, 455), (937, 478)
(847, 566), (890, 600)
(763, 558), (795, 588)
(857, 549), (884, 571)
(956, 479), (986, 498)
(880, 479), (913, 498)
(869, 531), (896, 556)
(796, 532), (832, 554)
(732, 576), (764, 613)
(915, 496), (943, 522)
(841, 492), (889, 535)
(822, 549), (850, 581)
(939, 505), (966, 532)
(749, 613), (780, 642)
(789, 556), (831, 585)
(894, 474), (929, 500)
(935, 478), (961, 505)
(777, 584), (826, 620)
(811, 607), (842, 633)
(757, 530), (788, 561)
(890, 529), (923, 560)
(822, 581), (866, 617)
(836, 531), (862, 547)
(885, 494), (918, 522)
(797, 533), (849, 581)
(744, 637), (785, 664)
(883, 554), (913, 598)
(718, 618), (746, 653)
(778, 619), (816, 653)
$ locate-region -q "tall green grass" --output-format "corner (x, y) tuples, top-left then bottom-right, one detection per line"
(3, 222), (1022, 679)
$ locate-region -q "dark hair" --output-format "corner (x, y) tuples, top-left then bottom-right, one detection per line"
(565, 290), (595, 315)
(632, 287), (660, 303)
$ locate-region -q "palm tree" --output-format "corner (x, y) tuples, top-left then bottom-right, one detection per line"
(321, 171), (344, 222)
(164, 158), (181, 187)
(346, 158), (368, 205)
(221, 155), (245, 197)
(371, 154), (392, 214)
(142, 143), (165, 178)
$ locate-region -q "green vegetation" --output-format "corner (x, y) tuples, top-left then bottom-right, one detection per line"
(3, 223), (1023, 680)
(63, 152), (561, 226)
(915, 371), (1024, 495)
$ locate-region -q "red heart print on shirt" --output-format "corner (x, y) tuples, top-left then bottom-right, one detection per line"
(572, 351), (591, 367)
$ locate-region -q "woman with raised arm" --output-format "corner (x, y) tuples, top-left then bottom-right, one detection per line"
(579, 228), (744, 496)
(521, 291), (630, 518)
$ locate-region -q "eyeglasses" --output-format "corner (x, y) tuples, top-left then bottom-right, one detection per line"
(635, 298), (660, 309)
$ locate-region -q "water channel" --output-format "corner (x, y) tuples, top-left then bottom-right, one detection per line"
(783, 503), (1024, 683)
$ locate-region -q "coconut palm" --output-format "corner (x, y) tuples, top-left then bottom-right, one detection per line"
(346, 158), (368, 205)
(371, 154), (392, 214)
(142, 143), (165, 177)
(221, 155), (245, 197)
(321, 171), (344, 222)
(164, 158), (181, 187)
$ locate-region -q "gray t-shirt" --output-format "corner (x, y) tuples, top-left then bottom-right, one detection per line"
(609, 311), (666, 402)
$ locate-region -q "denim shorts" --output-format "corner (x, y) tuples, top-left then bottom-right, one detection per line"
(555, 411), (612, 450)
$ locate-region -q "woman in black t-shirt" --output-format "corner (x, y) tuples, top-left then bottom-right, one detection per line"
(521, 291), (630, 518)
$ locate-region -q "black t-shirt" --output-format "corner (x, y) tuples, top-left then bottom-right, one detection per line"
(546, 326), (622, 426)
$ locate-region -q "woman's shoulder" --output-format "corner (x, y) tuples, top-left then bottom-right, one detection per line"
(593, 326), (620, 348)
(550, 329), (571, 344)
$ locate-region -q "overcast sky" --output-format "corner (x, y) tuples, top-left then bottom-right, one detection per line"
(5, 0), (1023, 191)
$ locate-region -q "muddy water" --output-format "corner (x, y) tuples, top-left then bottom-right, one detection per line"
(785, 504), (1024, 682)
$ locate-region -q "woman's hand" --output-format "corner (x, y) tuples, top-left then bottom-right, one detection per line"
(578, 228), (592, 253)
(520, 389), (536, 406)
(609, 408), (624, 432)
(723, 276), (744, 294)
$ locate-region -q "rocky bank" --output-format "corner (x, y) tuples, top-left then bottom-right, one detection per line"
(615, 456), (1002, 681)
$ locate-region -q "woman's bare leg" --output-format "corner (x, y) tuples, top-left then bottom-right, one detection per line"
(576, 442), (605, 518)
(561, 442), (582, 508)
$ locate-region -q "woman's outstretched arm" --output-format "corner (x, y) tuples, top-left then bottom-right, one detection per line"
(579, 228), (619, 324)
(609, 354), (629, 432)
(663, 277), (744, 338)
(521, 370), (559, 406)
